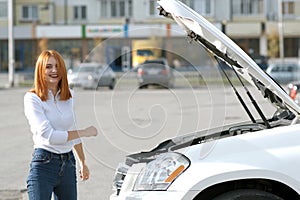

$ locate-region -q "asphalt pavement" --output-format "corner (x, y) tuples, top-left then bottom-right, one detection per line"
(0, 75), (276, 200)
(0, 86), (120, 200)
(0, 87), (32, 200)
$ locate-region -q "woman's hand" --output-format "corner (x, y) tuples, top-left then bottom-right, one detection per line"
(68, 126), (98, 141)
(83, 126), (98, 137)
(79, 162), (90, 181)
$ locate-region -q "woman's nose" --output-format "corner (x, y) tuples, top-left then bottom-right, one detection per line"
(52, 66), (58, 72)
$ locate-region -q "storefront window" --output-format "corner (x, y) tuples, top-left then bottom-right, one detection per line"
(284, 38), (299, 57)
(233, 38), (260, 56)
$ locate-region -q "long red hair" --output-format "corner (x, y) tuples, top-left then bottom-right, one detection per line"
(30, 50), (72, 101)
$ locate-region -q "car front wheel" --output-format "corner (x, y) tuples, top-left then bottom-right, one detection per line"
(109, 79), (115, 90)
(212, 189), (283, 200)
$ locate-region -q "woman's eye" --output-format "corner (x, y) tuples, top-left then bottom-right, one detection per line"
(46, 65), (52, 69)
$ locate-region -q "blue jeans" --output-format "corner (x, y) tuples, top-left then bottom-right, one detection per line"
(27, 148), (77, 200)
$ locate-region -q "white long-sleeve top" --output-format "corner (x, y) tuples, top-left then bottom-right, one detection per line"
(24, 89), (81, 154)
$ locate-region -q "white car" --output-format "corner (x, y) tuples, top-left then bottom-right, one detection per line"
(110, 0), (300, 199)
(68, 62), (116, 90)
(266, 62), (300, 84)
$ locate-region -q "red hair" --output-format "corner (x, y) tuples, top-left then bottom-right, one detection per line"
(30, 50), (72, 101)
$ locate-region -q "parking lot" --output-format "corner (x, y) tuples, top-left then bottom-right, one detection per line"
(0, 76), (275, 199)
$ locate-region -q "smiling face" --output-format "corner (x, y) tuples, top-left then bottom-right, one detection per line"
(32, 50), (71, 101)
(44, 56), (62, 88)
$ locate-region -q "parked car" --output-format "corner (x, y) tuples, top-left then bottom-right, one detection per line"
(266, 62), (300, 84)
(110, 0), (300, 200)
(137, 58), (175, 89)
(68, 63), (116, 90)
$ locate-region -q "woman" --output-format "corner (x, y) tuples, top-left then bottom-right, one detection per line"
(24, 50), (98, 200)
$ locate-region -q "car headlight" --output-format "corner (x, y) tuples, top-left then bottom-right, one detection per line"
(87, 75), (94, 80)
(133, 152), (190, 191)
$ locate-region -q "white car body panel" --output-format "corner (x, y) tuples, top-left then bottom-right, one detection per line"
(172, 125), (300, 196)
(111, 124), (300, 199)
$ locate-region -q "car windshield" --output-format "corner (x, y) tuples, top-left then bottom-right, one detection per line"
(272, 63), (298, 72)
(71, 66), (104, 73)
(78, 67), (98, 72)
(137, 49), (154, 56)
(142, 64), (165, 70)
(143, 60), (165, 65)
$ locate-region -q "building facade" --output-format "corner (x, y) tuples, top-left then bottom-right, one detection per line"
(0, 0), (300, 71)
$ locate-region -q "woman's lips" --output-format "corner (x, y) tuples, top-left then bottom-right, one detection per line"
(49, 74), (58, 78)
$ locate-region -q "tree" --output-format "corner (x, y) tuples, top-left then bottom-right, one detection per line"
(268, 29), (279, 58)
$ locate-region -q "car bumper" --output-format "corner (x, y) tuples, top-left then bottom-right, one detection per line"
(69, 79), (96, 89)
(69, 82), (81, 87)
(98, 77), (113, 86)
(137, 76), (172, 86)
(110, 190), (186, 200)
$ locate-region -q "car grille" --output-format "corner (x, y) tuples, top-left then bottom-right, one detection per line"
(112, 156), (141, 195)
(112, 162), (130, 195)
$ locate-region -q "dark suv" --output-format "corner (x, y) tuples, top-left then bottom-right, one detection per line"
(137, 58), (175, 89)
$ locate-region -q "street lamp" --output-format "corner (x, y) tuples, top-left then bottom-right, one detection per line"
(278, 0), (284, 61)
(8, 0), (15, 87)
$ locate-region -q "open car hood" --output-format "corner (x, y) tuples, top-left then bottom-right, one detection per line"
(157, 0), (300, 117)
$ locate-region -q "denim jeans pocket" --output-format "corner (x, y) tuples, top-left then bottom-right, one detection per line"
(31, 153), (51, 165)
(70, 156), (76, 167)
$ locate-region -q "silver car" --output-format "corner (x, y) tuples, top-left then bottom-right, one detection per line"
(137, 58), (175, 89)
(68, 63), (116, 90)
(266, 62), (300, 84)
